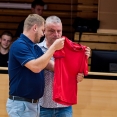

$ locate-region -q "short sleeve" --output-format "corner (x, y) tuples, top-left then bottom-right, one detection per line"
(53, 49), (65, 58)
(11, 41), (35, 66)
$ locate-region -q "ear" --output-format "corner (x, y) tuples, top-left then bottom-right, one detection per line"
(33, 24), (37, 32)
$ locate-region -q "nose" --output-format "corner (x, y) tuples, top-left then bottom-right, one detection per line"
(4, 41), (9, 46)
(54, 31), (59, 37)
(40, 11), (43, 15)
(5, 40), (9, 44)
(38, 10), (43, 16)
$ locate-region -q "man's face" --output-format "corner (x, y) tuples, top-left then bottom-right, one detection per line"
(0, 35), (12, 49)
(44, 23), (62, 45)
(32, 5), (44, 16)
(34, 22), (45, 43)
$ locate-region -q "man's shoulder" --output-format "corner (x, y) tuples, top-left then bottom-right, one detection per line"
(13, 37), (25, 43)
(11, 38), (26, 49)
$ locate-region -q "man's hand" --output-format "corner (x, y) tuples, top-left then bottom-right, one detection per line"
(85, 47), (90, 58)
(45, 60), (54, 71)
(52, 37), (65, 51)
(77, 73), (84, 83)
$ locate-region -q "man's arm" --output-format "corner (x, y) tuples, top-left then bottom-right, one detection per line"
(45, 60), (54, 71)
(85, 47), (90, 58)
(25, 38), (64, 73)
(77, 73), (84, 83)
(77, 47), (90, 82)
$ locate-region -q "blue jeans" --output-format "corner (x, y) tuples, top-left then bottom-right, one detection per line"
(40, 106), (72, 117)
(6, 98), (40, 117)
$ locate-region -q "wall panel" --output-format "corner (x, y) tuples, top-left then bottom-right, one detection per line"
(0, 0), (98, 40)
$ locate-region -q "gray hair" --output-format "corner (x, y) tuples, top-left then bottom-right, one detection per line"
(45, 16), (62, 24)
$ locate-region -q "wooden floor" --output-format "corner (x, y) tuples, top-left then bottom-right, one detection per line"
(0, 74), (117, 117)
(73, 78), (117, 117)
(0, 74), (9, 117)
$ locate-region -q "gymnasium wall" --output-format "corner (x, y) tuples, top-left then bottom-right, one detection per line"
(0, 0), (98, 40)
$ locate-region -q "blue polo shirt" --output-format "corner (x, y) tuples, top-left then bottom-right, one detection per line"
(8, 34), (44, 99)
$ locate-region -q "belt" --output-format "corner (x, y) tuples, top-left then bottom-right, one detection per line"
(9, 95), (39, 103)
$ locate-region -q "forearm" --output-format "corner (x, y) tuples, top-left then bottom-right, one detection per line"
(25, 38), (64, 73)
(25, 45), (55, 73)
(45, 60), (54, 71)
(35, 45), (55, 70)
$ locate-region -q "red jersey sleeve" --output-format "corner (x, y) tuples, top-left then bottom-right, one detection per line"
(53, 49), (65, 58)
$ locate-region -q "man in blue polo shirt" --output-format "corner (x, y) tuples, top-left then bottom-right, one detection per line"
(6, 14), (65, 117)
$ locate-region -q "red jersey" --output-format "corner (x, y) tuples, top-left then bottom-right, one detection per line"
(53, 37), (88, 105)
